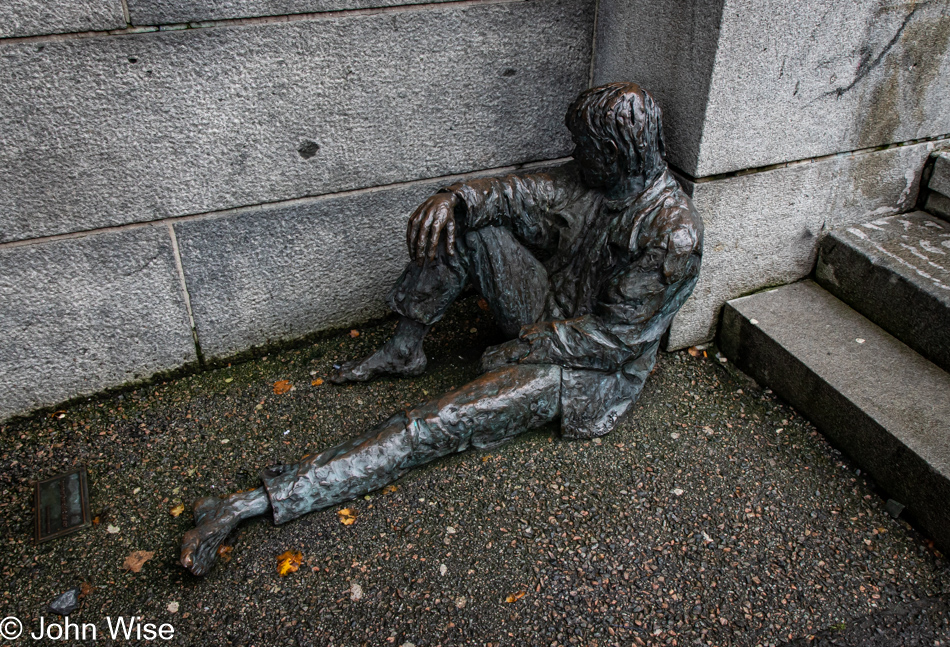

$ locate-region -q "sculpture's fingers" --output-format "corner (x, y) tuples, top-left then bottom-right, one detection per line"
(427, 210), (445, 262)
(445, 215), (456, 256)
(406, 205), (425, 259)
(418, 210), (437, 264)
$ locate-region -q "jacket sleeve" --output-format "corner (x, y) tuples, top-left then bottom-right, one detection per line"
(517, 215), (702, 371)
(442, 172), (570, 250)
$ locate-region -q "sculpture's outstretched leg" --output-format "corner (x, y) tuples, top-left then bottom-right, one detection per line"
(329, 317), (429, 383)
(180, 363), (561, 575)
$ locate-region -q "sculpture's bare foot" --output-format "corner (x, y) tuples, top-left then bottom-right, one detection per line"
(329, 345), (426, 383)
(180, 496), (240, 576)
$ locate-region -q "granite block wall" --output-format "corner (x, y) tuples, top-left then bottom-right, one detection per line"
(595, 0), (950, 349)
(0, 0), (594, 420)
(3, 0), (949, 420)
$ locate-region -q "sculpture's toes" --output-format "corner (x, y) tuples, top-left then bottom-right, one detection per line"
(328, 359), (371, 384)
(328, 352), (427, 384)
(180, 514), (236, 576)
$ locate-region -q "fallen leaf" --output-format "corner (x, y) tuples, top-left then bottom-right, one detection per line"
(106, 524), (120, 534)
(169, 503), (185, 517)
(92, 516), (100, 525)
(349, 330), (360, 338)
(216, 545), (233, 563)
(122, 550), (154, 573)
(277, 550), (303, 577)
(79, 583), (94, 598)
(51, 410), (67, 419)
(273, 380), (292, 395)
(505, 590), (527, 603)
(311, 378), (324, 386)
(382, 485), (398, 495)
(688, 347), (701, 357)
(338, 508), (357, 526)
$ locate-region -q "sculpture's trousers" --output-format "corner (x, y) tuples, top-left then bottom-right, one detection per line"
(388, 225), (553, 337)
(260, 364), (561, 524)
(260, 227), (563, 524)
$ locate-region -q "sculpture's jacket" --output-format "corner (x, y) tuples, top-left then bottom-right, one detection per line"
(445, 163), (703, 439)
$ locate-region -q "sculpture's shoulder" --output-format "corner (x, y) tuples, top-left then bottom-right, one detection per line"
(644, 173), (704, 250)
(659, 175), (702, 231)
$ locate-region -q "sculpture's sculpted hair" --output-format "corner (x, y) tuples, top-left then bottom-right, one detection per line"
(566, 82), (667, 180)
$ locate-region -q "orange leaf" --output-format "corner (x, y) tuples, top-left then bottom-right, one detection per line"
(273, 380), (292, 395)
(505, 590), (527, 603)
(79, 582), (94, 598)
(382, 485), (398, 495)
(687, 347), (701, 357)
(122, 550), (154, 573)
(338, 508), (357, 525)
(276, 550), (303, 577)
(349, 330), (360, 338)
(217, 545), (233, 563)
(311, 378), (324, 386)
(169, 503), (185, 517)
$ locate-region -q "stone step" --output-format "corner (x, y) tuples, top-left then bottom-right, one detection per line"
(815, 211), (950, 373)
(719, 280), (950, 554)
(924, 151), (950, 221)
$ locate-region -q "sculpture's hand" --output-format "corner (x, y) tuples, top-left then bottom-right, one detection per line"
(480, 338), (530, 372)
(406, 193), (459, 264)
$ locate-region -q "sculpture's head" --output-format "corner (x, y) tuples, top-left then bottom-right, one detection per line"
(565, 82), (667, 189)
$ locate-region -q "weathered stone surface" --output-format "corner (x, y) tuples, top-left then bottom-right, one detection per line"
(175, 181), (443, 359)
(926, 190), (950, 222)
(592, 0), (724, 174)
(0, 0), (593, 243)
(595, 0), (950, 176)
(0, 226), (196, 421)
(720, 280), (950, 554)
(667, 140), (937, 350)
(128, 0), (453, 25)
(929, 151), (950, 198)
(816, 212), (950, 372)
(0, 0), (125, 39)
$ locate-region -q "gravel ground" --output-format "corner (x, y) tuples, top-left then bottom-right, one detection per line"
(1, 295), (948, 647)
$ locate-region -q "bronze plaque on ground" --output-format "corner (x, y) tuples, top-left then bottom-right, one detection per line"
(33, 468), (91, 543)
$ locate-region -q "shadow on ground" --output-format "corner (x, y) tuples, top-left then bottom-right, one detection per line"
(1, 296), (947, 646)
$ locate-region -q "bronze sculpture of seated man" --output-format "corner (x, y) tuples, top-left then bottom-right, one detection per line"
(180, 82), (704, 576)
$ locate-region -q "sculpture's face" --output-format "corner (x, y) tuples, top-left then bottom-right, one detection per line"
(571, 132), (621, 189)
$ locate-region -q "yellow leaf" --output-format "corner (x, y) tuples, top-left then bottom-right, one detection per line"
(273, 380), (292, 395)
(122, 550), (154, 573)
(338, 508), (357, 525)
(169, 503), (185, 517)
(217, 545), (233, 563)
(349, 330), (360, 338)
(276, 550), (303, 577)
(311, 378), (324, 386)
(505, 590), (527, 603)
(382, 485), (398, 495)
